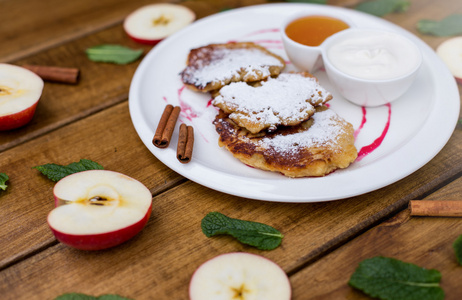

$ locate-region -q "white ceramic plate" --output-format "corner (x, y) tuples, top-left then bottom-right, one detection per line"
(129, 3), (459, 202)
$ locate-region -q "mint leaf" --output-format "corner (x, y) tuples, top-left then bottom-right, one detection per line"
(86, 45), (143, 64)
(356, 0), (410, 17)
(285, 0), (327, 4)
(54, 293), (132, 300)
(453, 235), (462, 265)
(417, 14), (462, 36)
(0, 173), (9, 191)
(349, 256), (444, 300)
(54, 293), (95, 300)
(201, 212), (283, 250)
(33, 159), (103, 182)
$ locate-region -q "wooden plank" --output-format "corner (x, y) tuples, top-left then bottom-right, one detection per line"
(0, 24), (152, 152)
(290, 178), (462, 300)
(0, 0), (273, 62)
(0, 102), (184, 270)
(0, 0), (271, 153)
(4, 0), (459, 153)
(383, 0), (462, 49)
(0, 0), (173, 62)
(0, 124), (461, 298)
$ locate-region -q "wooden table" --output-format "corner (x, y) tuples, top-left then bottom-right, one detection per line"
(1, 0), (461, 299)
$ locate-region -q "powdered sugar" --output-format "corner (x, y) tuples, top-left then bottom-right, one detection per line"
(183, 47), (284, 88)
(258, 109), (346, 154)
(213, 73), (331, 126)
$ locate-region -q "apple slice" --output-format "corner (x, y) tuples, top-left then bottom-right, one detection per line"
(189, 252), (292, 300)
(123, 4), (195, 45)
(436, 36), (462, 85)
(0, 63), (44, 131)
(48, 170), (152, 250)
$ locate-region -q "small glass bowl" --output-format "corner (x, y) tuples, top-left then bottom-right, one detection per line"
(280, 10), (355, 73)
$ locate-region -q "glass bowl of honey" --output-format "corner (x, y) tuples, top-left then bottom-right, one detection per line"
(281, 11), (354, 73)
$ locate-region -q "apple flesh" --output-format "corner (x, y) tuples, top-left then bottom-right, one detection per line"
(189, 252), (292, 300)
(123, 3), (195, 45)
(436, 36), (462, 85)
(0, 63), (44, 130)
(48, 170), (152, 250)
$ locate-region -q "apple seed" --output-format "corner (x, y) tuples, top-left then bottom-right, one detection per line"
(88, 196), (109, 206)
(0, 86), (12, 96)
(153, 15), (171, 26)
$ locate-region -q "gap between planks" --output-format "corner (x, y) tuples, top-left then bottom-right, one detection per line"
(3, 18), (126, 64)
(287, 169), (462, 277)
(0, 177), (189, 272)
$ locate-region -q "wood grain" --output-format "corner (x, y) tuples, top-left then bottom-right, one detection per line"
(0, 24), (153, 152)
(0, 0), (281, 153)
(0, 102), (184, 270)
(290, 177), (462, 300)
(0, 0), (461, 299)
(0, 0), (171, 62)
(383, 0), (462, 49)
(0, 125), (461, 298)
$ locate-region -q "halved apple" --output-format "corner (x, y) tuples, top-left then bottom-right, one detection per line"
(436, 36), (462, 85)
(189, 252), (292, 300)
(48, 170), (152, 250)
(123, 3), (195, 45)
(0, 63), (44, 131)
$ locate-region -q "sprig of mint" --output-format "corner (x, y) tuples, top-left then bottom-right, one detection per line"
(356, 0), (410, 17)
(417, 14), (462, 36)
(201, 212), (283, 250)
(349, 256), (444, 300)
(453, 235), (462, 265)
(54, 293), (132, 300)
(285, 0), (327, 4)
(0, 173), (9, 191)
(86, 45), (143, 64)
(33, 159), (103, 182)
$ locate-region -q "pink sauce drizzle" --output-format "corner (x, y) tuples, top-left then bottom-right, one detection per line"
(177, 85), (209, 143)
(240, 28), (280, 37)
(177, 86), (198, 121)
(356, 103), (391, 162)
(354, 106), (367, 139)
(251, 39), (282, 44)
(229, 29), (283, 49)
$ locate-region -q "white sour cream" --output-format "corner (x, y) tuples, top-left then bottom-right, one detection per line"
(326, 31), (421, 80)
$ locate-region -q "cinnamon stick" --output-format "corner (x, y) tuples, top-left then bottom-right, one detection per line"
(409, 200), (462, 217)
(177, 124), (194, 164)
(153, 105), (181, 148)
(23, 65), (80, 84)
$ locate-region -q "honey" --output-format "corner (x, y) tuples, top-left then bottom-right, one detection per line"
(285, 15), (349, 47)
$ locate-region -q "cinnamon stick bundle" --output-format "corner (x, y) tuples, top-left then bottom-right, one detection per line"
(153, 105), (181, 148)
(177, 123), (194, 164)
(409, 200), (462, 217)
(23, 65), (80, 84)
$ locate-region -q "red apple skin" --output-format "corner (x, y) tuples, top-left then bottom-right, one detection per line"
(48, 202), (152, 251)
(127, 34), (162, 45)
(456, 77), (462, 86)
(0, 100), (39, 131)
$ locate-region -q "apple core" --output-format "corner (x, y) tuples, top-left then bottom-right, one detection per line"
(48, 170), (152, 250)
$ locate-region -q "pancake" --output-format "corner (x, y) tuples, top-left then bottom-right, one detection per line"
(212, 72), (332, 134)
(213, 106), (358, 177)
(180, 42), (285, 93)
